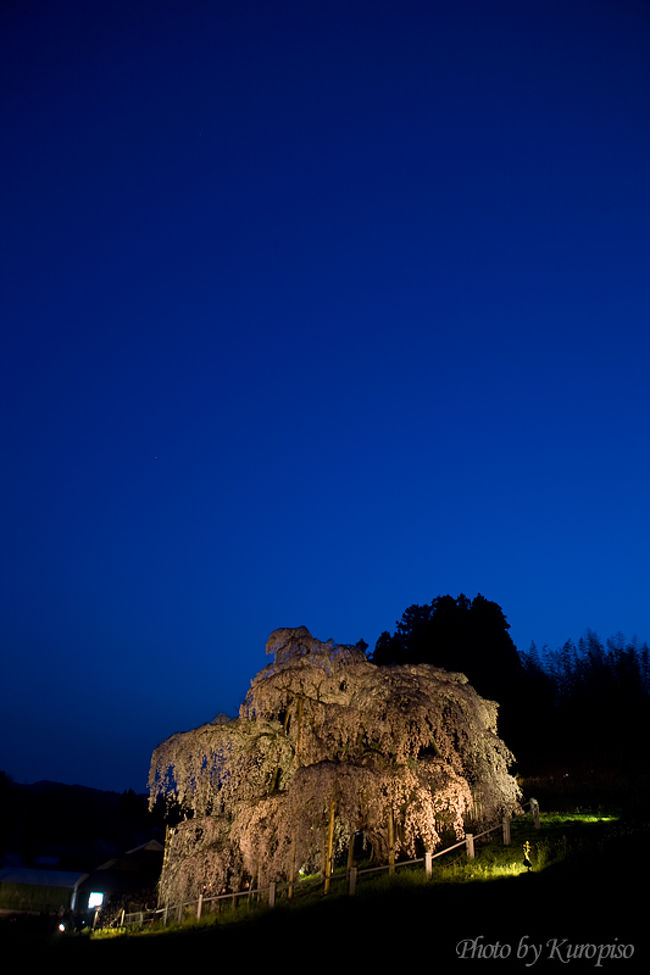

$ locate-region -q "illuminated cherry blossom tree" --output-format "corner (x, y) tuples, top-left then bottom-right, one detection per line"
(149, 627), (520, 904)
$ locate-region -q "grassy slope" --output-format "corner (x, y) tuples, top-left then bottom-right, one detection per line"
(14, 815), (650, 968)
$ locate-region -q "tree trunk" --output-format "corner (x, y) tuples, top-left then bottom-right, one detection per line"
(346, 827), (356, 873)
(295, 696), (303, 766)
(270, 702), (295, 792)
(288, 836), (296, 899)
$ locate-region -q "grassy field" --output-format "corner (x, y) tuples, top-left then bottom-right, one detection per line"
(6, 812), (649, 968)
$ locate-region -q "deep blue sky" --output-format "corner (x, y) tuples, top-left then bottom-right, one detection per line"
(2, 0), (650, 793)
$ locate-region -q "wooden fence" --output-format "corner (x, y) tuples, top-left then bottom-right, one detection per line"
(115, 799), (540, 932)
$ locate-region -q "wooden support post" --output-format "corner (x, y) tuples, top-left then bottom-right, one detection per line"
(531, 799), (540, 829)
(176, 902), (183, 923)
(425, 851), (433, 877)
(324, 798), (336, 894)
(502, 816), (511, 846)
(268, 881), (276, 907)
(465, 833), (475, 859)
(387, 808), (395, 875)
(196, 892), (203, 920)
(348, 866), (357, 896)
(163, 903), (169, 926)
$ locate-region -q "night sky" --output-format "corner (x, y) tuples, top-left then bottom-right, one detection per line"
(2, 0), (650, 794)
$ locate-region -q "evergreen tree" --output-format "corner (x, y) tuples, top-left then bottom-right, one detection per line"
(372, 594), (527, 748)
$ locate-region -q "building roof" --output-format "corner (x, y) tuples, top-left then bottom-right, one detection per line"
(125, 839), (163, 855)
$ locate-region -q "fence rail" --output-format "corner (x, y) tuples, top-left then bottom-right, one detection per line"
(110, 799), (540, 932)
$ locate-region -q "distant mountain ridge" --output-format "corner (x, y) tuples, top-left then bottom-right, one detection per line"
(0, 772), (162, 872)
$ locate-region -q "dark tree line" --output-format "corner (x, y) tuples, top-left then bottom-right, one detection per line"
(520, 631), (650, 772)
(372, 595), (650, 776)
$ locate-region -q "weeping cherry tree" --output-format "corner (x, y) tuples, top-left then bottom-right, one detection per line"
(149, 626), (520, 904)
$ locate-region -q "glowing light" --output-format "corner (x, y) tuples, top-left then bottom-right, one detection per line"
(88, 891), (104, 908)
